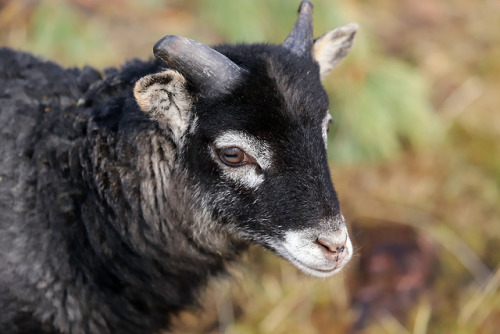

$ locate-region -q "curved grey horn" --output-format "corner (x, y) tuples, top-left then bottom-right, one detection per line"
(283, 0), (314, 57)
(153, 35), (245, 98)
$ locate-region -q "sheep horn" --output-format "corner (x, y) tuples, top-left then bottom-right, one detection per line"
(283, 0), (314, 57)
(153, 35), (245, 98)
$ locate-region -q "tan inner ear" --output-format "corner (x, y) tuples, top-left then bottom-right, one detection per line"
(313, 23), (358, 80)
(313, 34), (337, 79)
(134, 70), (189, 114)
(134, 70), (193, 142)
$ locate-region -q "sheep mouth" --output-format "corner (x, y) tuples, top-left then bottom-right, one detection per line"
(275, 245), (351, 278)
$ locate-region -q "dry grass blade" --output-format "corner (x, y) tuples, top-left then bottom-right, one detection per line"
(377, 311), (411, 334)
(459, 265), (500, 326)
(347, 197), (492, 285)
(429, 224), (491, 286)
(412, 297), (432, 334)
(258, 287), (306, 334)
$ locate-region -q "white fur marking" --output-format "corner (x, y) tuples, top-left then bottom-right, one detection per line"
(322, 112), (332, 149)
(211, 131), (272, 188)
(276, 217), (352, 278)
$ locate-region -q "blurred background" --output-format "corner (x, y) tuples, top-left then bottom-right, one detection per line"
(1, 0), (499, 332)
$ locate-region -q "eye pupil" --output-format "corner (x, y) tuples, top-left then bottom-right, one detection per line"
(219, 147), (246, 166)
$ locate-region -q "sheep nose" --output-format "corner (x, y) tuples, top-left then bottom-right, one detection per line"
(315, 236), (347, 264)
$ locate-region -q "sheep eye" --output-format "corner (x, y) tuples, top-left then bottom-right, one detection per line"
(327, 119), (333, 133)
(218, 147), (247, 166)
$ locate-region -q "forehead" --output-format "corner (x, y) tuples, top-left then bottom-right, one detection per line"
(262, 47), (330, 119)
(199, 44), (330, 137)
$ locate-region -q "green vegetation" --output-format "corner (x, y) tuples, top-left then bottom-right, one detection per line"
(1, 0), (498, 332)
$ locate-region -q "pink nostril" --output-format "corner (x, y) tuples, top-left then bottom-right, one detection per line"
(315, 237), (347, 263)
(316, 237), (346, 254)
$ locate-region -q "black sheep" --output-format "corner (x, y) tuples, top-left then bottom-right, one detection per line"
(0, 1), (357, 333)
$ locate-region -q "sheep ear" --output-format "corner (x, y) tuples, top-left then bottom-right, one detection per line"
(313, 23), (358, 80)
(134, 70), (193, 142)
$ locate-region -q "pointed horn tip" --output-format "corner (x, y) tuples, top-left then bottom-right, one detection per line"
(298, 0), (314, 12)
(153, 35), (189, 56)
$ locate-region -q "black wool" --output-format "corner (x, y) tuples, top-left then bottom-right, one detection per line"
(0, 6), (358, 332)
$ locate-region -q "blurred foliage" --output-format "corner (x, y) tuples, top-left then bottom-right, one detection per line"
(329, 59), (442, 162)
(1, 0), (499, 333)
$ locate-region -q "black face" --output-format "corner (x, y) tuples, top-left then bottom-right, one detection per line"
(183, 43), (340, 247)
(133, 13), (358, 278)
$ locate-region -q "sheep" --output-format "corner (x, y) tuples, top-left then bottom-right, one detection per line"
(0, 1), (357, 333)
